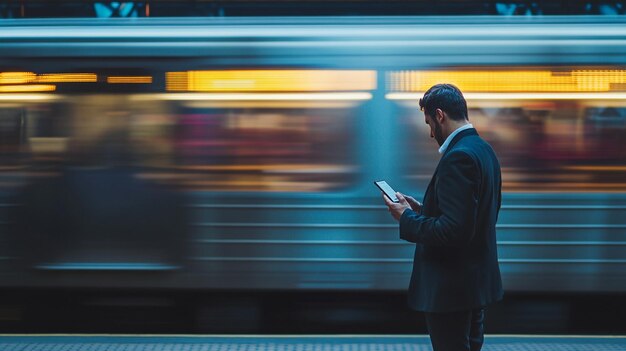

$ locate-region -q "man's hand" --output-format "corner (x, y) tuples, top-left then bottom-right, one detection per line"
(400, 193), (422, 213)
(383, 192), (411, 221)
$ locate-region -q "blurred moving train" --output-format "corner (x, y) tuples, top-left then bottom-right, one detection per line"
(0, 16), (625, 295)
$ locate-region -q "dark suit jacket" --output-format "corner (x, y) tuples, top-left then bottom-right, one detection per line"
(399, 128), (503, 313)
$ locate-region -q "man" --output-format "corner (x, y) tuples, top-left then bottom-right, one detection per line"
(383, 84), (503, 351)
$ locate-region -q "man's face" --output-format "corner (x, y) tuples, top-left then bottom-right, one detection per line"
(424, 112), (445, 146)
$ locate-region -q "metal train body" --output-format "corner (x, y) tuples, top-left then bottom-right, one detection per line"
(0, 16), (625, 293)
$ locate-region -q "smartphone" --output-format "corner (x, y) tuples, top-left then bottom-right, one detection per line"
(374, 180), (399, 203)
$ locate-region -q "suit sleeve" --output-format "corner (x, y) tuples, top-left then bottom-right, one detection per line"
(399, 150), (479, 246)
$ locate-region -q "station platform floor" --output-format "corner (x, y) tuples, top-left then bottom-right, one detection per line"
(1, 335), (625, 351)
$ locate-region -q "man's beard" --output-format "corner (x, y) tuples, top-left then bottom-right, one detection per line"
(433, 119), (444, 146)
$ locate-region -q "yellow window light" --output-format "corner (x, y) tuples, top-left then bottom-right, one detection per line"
(131, 92), (373, 101)
(37, 73), (97, 83)
(166, 70), (377, 92)
(107, 76), (153, 84)
(0, 72), (36, 85)
(181, 101), (362, 109)
(166, 72), (187, 91)
(1, 72), (96, 84)
(0, 85), (56, 93)
(386, 92), (626, 100)
(387, 69), (626, 93)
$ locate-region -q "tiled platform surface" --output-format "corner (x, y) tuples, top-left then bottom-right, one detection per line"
(0, 335), (625, 351)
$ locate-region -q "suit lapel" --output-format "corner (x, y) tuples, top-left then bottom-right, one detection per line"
(422, 128), (478, 213)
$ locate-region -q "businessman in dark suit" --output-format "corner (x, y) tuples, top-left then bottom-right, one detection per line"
(383, 84), (503, 351)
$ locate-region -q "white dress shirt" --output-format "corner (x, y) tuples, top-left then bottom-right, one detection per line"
(438, 123), (474, 154)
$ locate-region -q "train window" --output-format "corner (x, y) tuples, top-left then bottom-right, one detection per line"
(155, 101), (359, 192)
(54, 96), (360, 193)
(396, 100), (626, 193)
(388, 67), (626, 193)
(0, 68), (373, 193)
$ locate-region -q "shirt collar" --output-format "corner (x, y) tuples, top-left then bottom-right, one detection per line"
(438, 123), (474, 154)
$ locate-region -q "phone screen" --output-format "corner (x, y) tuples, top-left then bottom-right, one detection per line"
(374, 180), (399, 203)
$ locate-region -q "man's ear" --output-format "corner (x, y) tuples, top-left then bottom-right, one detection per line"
(435, 108), (446, 124)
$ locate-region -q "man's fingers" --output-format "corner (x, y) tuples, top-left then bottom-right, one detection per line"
(395, 192), (410, 206)
(408, 196), (420, 207)
(382, 193), (393, 206)
(398, 193), (422, 212)
(403, 194), (416, 203)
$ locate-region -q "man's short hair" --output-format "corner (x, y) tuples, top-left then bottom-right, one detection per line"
(419, 84), (468, 121)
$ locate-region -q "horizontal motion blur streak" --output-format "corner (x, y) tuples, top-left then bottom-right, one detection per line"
(386, 92), (626, 100)
(131, 93), (373, 101)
